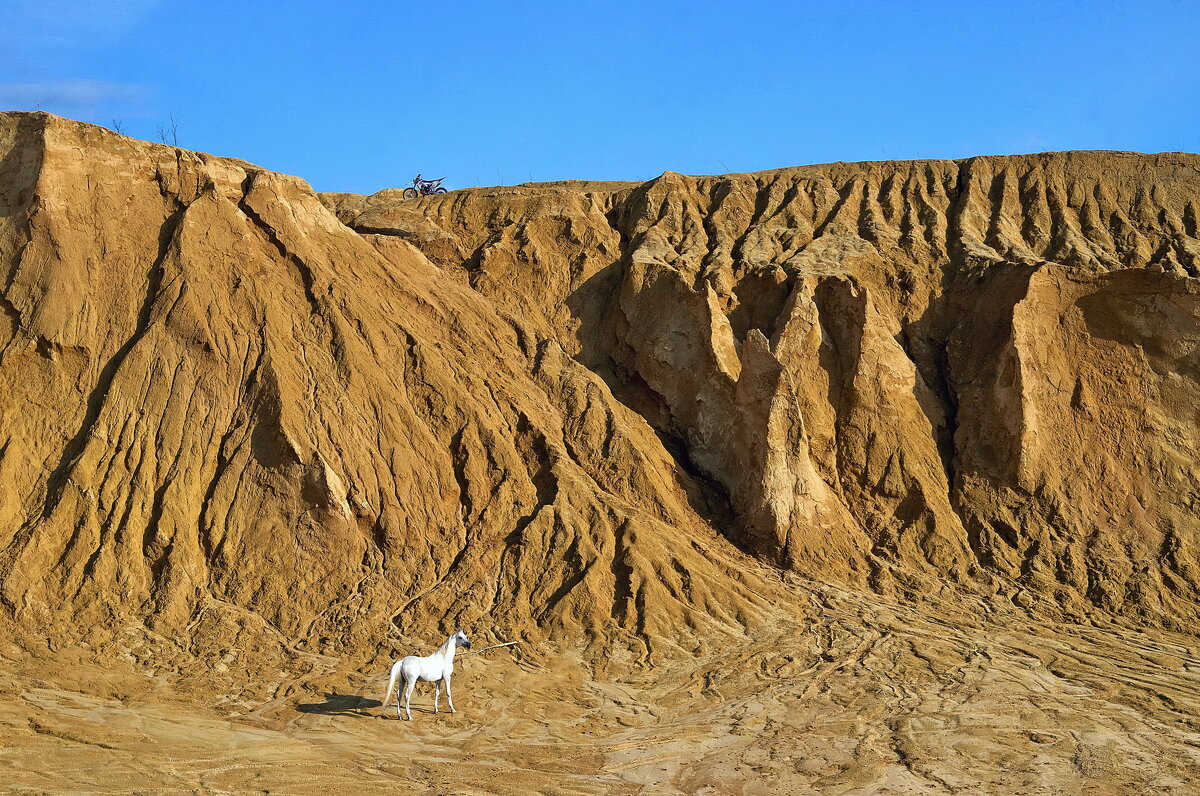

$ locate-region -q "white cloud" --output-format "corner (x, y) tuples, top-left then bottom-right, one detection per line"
(0, 79), (153, 117)
(0, 1), (162, 123)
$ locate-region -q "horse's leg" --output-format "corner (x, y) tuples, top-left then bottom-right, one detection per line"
(445, 675), (455, 713)
(402, 676), (416, 721)
(433, 681), (441, 714)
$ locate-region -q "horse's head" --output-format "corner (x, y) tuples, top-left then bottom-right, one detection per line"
(454, 629), (472, 649)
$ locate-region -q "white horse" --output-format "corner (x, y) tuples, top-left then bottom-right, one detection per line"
(382, 630), (471, 720)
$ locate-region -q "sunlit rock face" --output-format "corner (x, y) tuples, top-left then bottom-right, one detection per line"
(328, 148), (1200, 632)
(3, 111), (1200, 678)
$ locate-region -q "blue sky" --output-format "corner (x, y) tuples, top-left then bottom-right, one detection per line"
(3, 0), (1198, 193)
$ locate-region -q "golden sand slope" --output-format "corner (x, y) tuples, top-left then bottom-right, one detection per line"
(0, 112), (785, 670)
(2, 112), (1200, 792)
(326, 152), (1200, 629)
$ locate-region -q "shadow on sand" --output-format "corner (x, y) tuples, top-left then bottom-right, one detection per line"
(296, 693), (382, 717)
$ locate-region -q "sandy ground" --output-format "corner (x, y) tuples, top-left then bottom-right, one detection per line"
(4, 586), (1200, 795)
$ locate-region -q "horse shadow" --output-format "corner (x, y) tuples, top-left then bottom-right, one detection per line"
(296, 693), (381, 717)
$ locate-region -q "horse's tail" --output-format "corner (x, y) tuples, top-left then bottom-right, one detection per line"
(382, 663), (400, 708)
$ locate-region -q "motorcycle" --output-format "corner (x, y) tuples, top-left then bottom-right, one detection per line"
(402, 174), (448, 199)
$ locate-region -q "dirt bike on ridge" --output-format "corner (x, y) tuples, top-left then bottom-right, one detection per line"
(402, 174), (447, 199)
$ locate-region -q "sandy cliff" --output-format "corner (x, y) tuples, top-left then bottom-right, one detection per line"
(326, 150), (1200, 631)
(3, 112), (1200, 793)
(0, 113), (787, 675)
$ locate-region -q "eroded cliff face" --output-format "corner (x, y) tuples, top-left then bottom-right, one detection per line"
(6, 112), (1200, 795)
(1, 112), (1198, 678)
(326, 150), (1200, 631)
(0, 113), (786, 676)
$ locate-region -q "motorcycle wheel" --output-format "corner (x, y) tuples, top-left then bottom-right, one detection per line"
(434, 187), (448, 193)
(402, 188), (419, 199)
